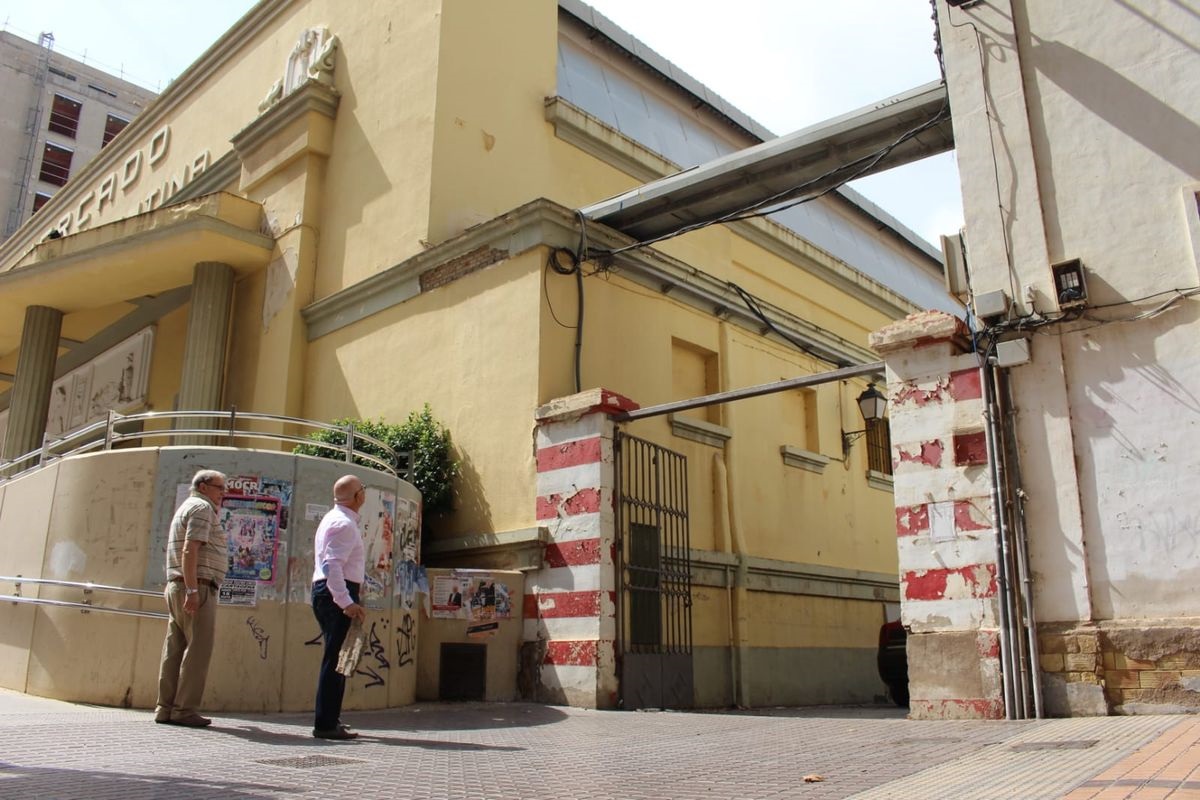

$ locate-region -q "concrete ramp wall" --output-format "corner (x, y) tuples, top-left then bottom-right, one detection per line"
(0, 446), (422, 713)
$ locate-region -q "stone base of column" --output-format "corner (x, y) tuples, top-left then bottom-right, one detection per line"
(907, 629), (1004, 720)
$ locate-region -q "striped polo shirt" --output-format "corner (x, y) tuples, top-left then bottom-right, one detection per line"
(165, 491), (228, 585)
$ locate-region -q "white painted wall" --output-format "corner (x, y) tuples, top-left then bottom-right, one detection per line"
(940, 0), (1200, 622)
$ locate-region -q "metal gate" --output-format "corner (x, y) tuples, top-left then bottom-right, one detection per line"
(614, 431), (693, 709)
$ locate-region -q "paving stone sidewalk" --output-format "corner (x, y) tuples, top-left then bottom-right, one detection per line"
(0, 690), (1191, 799)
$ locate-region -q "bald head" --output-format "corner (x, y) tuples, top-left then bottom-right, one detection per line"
(334, 475), (365, 510)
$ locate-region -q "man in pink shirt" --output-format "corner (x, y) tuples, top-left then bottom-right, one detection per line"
(311, 474), (368, 740)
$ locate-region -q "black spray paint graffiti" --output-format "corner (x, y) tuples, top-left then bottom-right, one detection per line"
(305, 630), (323, 647)
(354, 622), (390, 688)
(246, 616), (269, 660)
(396, 613), (416, 668)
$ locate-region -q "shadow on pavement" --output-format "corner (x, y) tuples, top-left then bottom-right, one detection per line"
(210, 724), (523, 752)
(0, 761), (301, 799)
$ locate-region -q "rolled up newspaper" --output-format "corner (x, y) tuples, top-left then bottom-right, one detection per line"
(335, 618), (366, 677)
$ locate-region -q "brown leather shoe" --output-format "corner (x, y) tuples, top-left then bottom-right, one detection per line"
(171, 713), (212, 728)
(312, 725), (357, 740)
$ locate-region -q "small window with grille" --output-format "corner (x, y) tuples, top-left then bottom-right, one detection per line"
(38, 142), (74, 186)
(865, 417), (892, 475)
(102, 114), (129, 147)
(48, 94), (82, 138)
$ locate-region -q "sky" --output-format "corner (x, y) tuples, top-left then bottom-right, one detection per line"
(0, 0), (963, 247)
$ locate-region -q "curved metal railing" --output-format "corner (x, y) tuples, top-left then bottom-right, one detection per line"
(0, 575), (167, 620)
(0, 408), (407, 483)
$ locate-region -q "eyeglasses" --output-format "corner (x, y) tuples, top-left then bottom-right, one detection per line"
(205, 481), (227, 491)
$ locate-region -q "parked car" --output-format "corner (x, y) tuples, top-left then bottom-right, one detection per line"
(877, 619), (909, 707)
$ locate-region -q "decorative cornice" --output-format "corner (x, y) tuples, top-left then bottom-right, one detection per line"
(302, 197), (879, 366)
(780, 445), (830, 474)
(230, 79), (341, 159)
(669, 414), (732, 448)
(866, 469), (895, 492)
(543, 97), (669, 184)
(422, 527), (545, 572)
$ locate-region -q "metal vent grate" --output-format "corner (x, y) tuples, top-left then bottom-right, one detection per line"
(256, 755), (368, 769)
(1010, 740), (1099, 752)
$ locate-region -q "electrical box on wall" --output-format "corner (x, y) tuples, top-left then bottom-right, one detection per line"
(940, 232), (969, 300)
(973, 289), (1010, 320)
(1051, 259), (1088, 309)
(992, 338), (1031, 368)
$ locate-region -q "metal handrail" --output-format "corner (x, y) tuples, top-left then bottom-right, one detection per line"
(0, 575), (167, 620)
(0, 595), (167, 620)
(0, 408), (407, 483)
(0, 575), (161, 597)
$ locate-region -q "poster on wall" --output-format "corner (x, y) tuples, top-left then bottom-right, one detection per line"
(219, 579), (257, 606)
(431, 574), (466, 619)
(359, 487), (395, 609)
(396, 496), (420, 563)
(221, 493), (281, 582)
(430, 570), (512, 621)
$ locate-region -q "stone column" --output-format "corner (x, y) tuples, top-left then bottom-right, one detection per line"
(176, 262), (234, 439)
(524, 388), (638, 709)
(870, 311), (1003, 720)
(2, 305), (63, 464)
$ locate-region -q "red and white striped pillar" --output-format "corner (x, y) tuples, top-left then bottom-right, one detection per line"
(526, 388), (638, 708)
(870, 311), (1004, 720)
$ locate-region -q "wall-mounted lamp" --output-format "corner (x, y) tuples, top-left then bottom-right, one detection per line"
(841, 382), (888, 458)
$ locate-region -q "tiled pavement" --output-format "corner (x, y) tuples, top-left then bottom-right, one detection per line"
(0, 689), (1195, 799)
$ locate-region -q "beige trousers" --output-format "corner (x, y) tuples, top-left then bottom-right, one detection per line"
(154, 580), (217, 720)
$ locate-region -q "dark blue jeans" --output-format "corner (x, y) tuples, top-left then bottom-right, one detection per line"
(311, 579), (360, 732)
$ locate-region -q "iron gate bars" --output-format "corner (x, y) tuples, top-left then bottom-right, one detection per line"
(614, 430), (693, 708)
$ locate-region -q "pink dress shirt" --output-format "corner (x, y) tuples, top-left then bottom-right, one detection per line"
(312, 504), (365, 609)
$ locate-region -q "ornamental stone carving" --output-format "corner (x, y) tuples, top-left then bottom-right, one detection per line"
(258, 27), (339, 113)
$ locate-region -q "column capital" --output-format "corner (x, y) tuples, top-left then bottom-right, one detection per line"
(869, 311), (971, 356)
(534, 388), (639, 425)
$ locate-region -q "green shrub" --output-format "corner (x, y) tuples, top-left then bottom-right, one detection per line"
(293, 405), (459, 518)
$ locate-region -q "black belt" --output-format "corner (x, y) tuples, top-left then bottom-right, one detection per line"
(170, 576), (219, 589)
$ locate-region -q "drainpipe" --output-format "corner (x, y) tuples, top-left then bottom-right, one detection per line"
(714, 454), (746, 708)
(981, 362), (1019, 718)
(718, 322), (751, 708)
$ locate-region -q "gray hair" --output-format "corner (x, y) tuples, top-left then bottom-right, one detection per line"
(191, 469), (227, 490)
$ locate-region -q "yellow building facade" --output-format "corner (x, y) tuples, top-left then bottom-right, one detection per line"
(0, 0), (945, 709)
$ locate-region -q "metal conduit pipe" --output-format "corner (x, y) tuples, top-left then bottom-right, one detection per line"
(998, 367), (1045, 718)
(993, 363), (1033, 718)
(981, 363), (1019, 718)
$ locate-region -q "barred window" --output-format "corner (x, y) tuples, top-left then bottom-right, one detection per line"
(48, 94), (82, 138)
(865, 417), (892, 475)
(38, 142), (74, 186)
(102, 114), (130, 147)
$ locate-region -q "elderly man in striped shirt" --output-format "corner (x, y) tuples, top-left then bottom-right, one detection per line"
(155, 469), (229, 728)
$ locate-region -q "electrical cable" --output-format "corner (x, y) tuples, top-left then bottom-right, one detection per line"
(546, 244), (585, 393)
(726, 281), (848, 367)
